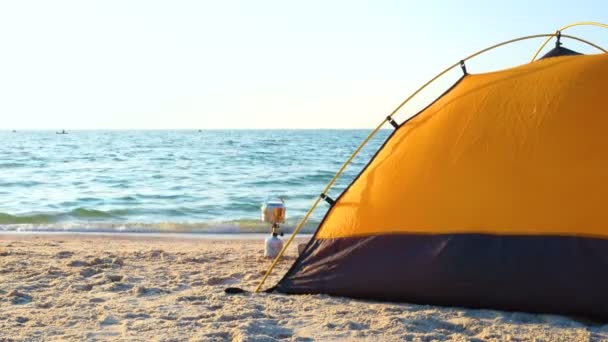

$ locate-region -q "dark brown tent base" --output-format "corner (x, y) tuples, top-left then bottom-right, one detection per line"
(275, 234), (608, 320)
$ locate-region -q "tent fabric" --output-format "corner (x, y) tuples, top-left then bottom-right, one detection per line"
(275, 52), (608, 319)
(540, 45), (582, 59)
(318, 53), (608, 240)
(276, 234), (608, 318)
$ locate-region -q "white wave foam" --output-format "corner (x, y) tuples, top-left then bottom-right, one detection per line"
(0, 220), (319, 234)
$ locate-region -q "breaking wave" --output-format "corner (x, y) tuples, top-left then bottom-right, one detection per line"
(0, 212), (320, 235)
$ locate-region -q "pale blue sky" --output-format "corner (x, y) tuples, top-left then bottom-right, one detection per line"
(0, 1), (606, 129)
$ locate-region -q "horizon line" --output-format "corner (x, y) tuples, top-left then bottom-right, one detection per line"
(1, 128), (394, 131)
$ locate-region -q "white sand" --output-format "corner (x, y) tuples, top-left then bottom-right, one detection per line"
(0, 234), (606, 341)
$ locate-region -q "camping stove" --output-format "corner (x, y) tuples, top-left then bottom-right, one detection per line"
(261, 198), (285, 258)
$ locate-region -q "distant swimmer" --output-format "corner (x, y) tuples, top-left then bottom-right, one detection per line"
(56, 130), (68, 134)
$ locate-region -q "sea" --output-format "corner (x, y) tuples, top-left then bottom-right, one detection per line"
(0, 130), (391, 235)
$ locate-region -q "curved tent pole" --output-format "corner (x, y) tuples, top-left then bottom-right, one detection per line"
(254, 32), (602, 293)
(530, 22), (608, 62)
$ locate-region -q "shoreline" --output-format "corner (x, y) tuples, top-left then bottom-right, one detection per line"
(0, 231), (314, 241)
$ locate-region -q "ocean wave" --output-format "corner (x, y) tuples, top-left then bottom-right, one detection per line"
(70, 208), (117, 218)
(283, 171), (336, 186)
(0, 212), (58, 224)
(0, 162), (26, 168)
(0, 130), (387, 234)
(0, 180), (43, 187)
(0, 218), (320, 234)
(134, 193), (191, 200)
(0, 208), (123, 224)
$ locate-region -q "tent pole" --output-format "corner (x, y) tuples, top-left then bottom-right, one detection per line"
(370, 33), (604, 127)
(254, 32), (601, 293)
(530, 22), (608, 62)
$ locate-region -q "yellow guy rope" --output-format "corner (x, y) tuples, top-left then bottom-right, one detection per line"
(530, 22), (608, 62)
(254, 32), (600, 293)
(253, 118), (387, 293)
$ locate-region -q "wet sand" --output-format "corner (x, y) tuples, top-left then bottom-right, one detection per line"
(0, 234), (606, 341)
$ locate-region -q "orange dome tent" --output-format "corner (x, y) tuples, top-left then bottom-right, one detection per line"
(256, 23), (608, 319)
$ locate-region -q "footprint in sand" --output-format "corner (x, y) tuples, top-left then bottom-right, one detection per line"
(104, 282), (133, 292)
(132, 285), (168, 296)
(15, 316), (29, 324)
(105, 274), (123, 282)
(67, 260), (90, 267)
(36, 301), (53, 309)
(69, 284), (93, 292)
(80, 268), (102, 278)
(148, 250), (164, 258)
(46, 266), (66, 276)
(206, 276), (241, 286)
(55, 251), (74, 259)
(178, 256), (207, 264)
(98, 315), (119, 326)
(176, 295), (207, 302)
(7, 290), (32, 305)
(207, 304), (223, 311)
(243, 273), (260, 281)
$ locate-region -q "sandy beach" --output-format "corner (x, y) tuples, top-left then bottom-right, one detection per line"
(0, 234), (606, 341)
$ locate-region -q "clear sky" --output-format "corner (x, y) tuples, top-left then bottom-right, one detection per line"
(0, 1), (606, 129)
